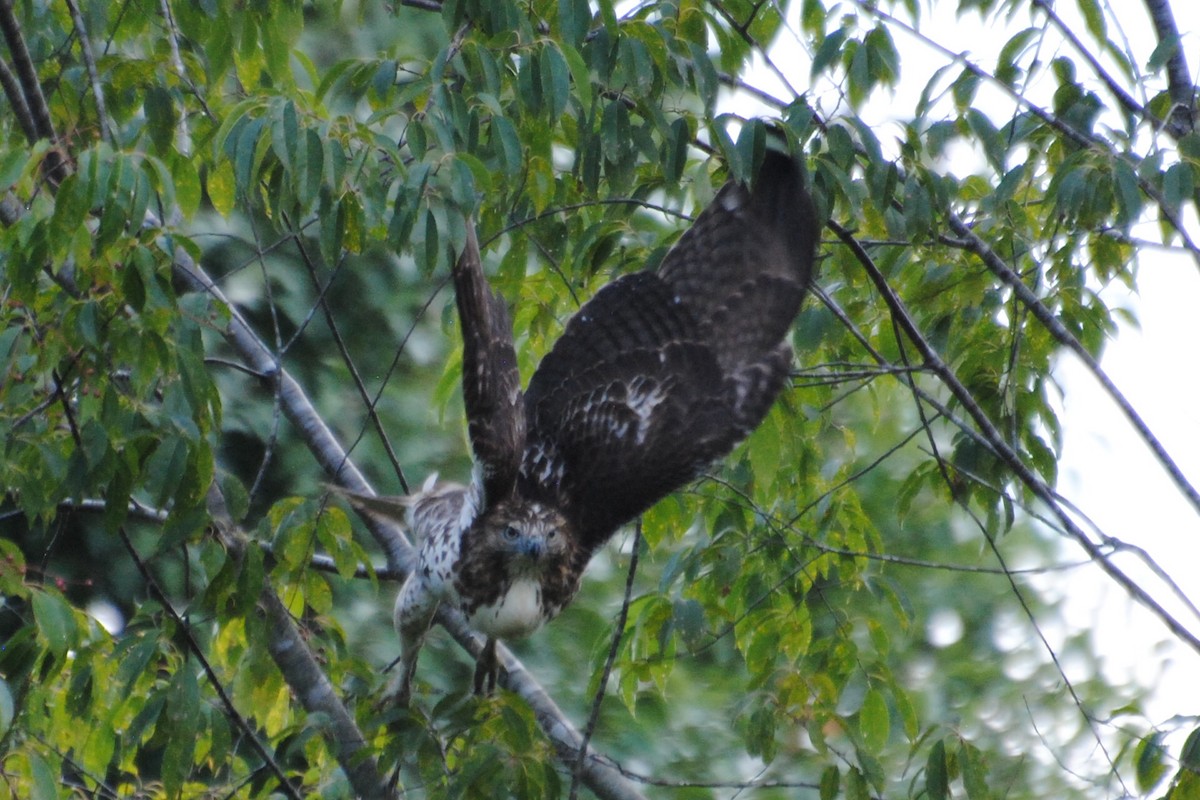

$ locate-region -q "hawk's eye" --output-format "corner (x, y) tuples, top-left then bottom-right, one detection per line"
(546, 530), (557, 540)
(501, 525), (520, 541)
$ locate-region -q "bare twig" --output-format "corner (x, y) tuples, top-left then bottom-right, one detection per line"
(157, 0), (192, 154)
(64, 0), (112, 144)
(569, 521), (642, 800)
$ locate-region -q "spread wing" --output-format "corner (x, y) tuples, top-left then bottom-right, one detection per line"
(454, 222), (525, 504)
(519, 149), (820, 555)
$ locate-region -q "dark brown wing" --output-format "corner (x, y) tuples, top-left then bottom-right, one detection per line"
(454, 222), (525, 504)
(520, 150), (820, 555)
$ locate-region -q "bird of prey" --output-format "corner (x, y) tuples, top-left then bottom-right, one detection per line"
(339, 147), (820, 701)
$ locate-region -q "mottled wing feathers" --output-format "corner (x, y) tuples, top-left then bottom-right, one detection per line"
(520, 150), (820, 554)
(657, 149), (819, 368)
(453, 224), (526, 504)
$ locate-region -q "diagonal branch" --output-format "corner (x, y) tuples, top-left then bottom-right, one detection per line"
(829, 219), (1200, 657)
(204, 486), (390, 800)
(1142, 0), (1196, 138)
(168, 241), (647, 800)
(0, 0), (67, 183)
(943, 209), (1200, 520)
(64, 0), (111, 144)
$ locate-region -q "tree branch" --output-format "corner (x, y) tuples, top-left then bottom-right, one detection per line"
(168, 242), (647, 800)
(64, 0), (111, 144)
(569, 521), (641, 800)
(204, 486), (391, 800)
(0, 0), (67, 183)
(829, 219), (1200, 656)
(0, 54), (36, 141)
(1142, 0), (1196, 138)
(943, 208), (1200, 520)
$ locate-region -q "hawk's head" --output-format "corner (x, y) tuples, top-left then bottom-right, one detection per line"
(473, 499), (574, 578)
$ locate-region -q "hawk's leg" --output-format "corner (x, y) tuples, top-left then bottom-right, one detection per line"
(385, 573), (439, 705)
(473, 637), (499, 696)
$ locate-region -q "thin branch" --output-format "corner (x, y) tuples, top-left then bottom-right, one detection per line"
(569, 520), (642, 800)
(117, 522), (306, 800)
(288, 217), (410, 493)
(157, 0), (192, 154)
(64, 0), (111, 144)
(944, 208), (1200, 520)
(829, 218), (1200, 657)
(0, 53), (35, 141)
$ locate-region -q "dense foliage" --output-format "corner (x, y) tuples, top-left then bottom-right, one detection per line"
(1, 0), (1198, 798)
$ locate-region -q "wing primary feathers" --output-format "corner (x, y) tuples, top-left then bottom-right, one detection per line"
(520, 149), (821, 555)
(453, 222), (526, 505)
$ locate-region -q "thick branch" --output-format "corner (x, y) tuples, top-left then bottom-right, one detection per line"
(1142, 0), (1196, 137)
(0, 54), (36, 141)
(0, 0), (66, 182)
(206, 487), (390, 800)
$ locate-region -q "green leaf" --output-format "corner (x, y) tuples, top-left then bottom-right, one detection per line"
(1163, 162), (1193, 214)
(144, 86), (178, 155)
(492, 115), (523, 178)
(812, 27), (847, 79)
(846, 766), (870, 800)
(1111, 158), (1142, 225)
(1135, 731), (1168, 793)
(734, 118), (766, 183)
(559, 41), (593, 112)
(0, 147), (29, 190)
(819, 765), (840, 800)
(233, 115), (267, 196)
(541, 43), (571, 121)
(558, 0), (590, 45)
(32, 589), (77, 660)
(663, 117), (689, 183)
(298, 128), (324, 211)
(163, 667), (201, 797)
(745, 705), (777, 763)
(960, 741), (991, 800)
(860, 687), (890, 752)
(926, 739), (949, 800)
(1181, 726), (1200, 771)
(1076, 0), (1105, 42)
(1148, 33), (1183, 73)
(28, 752), (58, 800)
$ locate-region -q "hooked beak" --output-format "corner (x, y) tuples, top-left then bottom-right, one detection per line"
(516, 536), (544, 560)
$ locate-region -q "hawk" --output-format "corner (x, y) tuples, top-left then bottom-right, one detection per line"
(340, 148), (820, 701)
